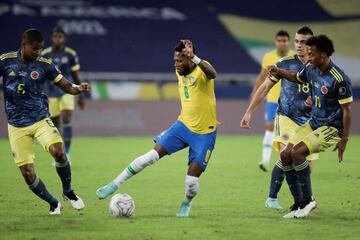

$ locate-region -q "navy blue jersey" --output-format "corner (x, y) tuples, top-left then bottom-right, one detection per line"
(270, 55), (311, 125)
(297, 61), (353, 135)
(42, 47), (80, 97)
(0, 51), (63, 127)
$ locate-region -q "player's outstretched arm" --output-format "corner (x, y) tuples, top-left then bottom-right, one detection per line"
(334, 103), (352, 162)
(55, 77), (91, 95)
(240, 77), (276, 129)
(267, 65), (299, 83)
(181, 39), (217, 79)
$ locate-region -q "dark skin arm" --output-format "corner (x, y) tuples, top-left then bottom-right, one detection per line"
(181, 39), (217, 79)
(55, 77), (91, 95)
(267, 65), (300, 84)
(71, 70), (85, 110)
(334, 103), (352, 162)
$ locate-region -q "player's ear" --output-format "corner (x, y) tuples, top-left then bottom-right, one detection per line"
(320, 52), (327, 58)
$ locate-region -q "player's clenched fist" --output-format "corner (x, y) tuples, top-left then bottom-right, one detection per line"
(78, 83), (91, 92)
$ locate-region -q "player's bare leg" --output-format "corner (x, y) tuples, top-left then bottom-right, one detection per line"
(49, 142), (84, 210)
(260, 121), (274, 171)
(176, 162), (202, 217)
(291, 142), (316, 218)
(19, 163), (61, 215)
(96, 143), (166, 199)
(61, 110), (73, 160)
(50, 115), (61, 166)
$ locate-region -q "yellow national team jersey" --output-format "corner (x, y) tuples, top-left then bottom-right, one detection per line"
(177, 64), (217, 134)
(262, 49), (294, 103)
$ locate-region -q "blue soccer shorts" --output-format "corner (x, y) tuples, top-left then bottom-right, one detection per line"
(154, 120), (217, 171)
(264, 101), (278, 122)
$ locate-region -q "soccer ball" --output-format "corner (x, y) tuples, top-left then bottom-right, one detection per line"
(109, 193), (135, 217)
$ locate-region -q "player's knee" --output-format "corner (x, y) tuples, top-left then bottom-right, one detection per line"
(265, 122), (274, 131)
(280, 149), (291, 165)
(20, 165), (36, 183)
(291, 148), (305, 165)
(49, 144), (66, 161)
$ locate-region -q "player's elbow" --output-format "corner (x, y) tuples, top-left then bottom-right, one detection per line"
(207, 70), (217, 79)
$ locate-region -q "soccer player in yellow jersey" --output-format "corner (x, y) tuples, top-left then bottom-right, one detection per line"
(249, 30), (293, 171)
(96, 39), (218, 217)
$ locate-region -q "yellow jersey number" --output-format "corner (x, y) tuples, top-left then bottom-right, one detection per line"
(314, 95), (321, 108)
(183, 86), (190, 99)
(17, 83), (26, 94)
(298, 83), (310, 93)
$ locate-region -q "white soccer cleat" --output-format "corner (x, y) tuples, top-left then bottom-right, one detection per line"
(294, 199), (317, 218)
(63, 190), (85, 210)
(283, 210), (297, 219)
(283, 203), (299, 219)
(49, 202), (62, 215)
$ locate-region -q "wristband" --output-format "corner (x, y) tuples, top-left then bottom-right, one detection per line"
(191, 55), (202, 65)
(72, 84), (80, 89)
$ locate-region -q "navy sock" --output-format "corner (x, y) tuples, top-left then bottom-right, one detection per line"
(63, 123), (72, 154)
(55, 160), (72, 195)
(294, 161), (312, 201)
(268, 161), (285, 199)
(284, 167), (303, 205)
(29, 176), (58, 205)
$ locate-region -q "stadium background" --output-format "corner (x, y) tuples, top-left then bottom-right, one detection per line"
(1, 0), (360, 136)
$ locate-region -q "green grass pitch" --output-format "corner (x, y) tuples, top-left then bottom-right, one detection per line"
(0, 136), (359, 240)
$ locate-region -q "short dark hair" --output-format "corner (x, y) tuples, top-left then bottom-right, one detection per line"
(306, 35), (334, 57)
(297, 26), (314, 36)
(22, 28), (43, 43)
(52, 26), (66, 36)
(276, 30), (290, 39)
(174, 41), (196, 54)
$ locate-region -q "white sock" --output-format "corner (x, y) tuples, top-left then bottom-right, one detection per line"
(184, 175), (199, 204)
(113, 149), (160, 186)
(261, 130), (274, 166)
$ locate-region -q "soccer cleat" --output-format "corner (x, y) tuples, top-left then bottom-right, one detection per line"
(49, 201), (62, 215)
(294, 198), (317, 218)
(96, 181), (119, 200)
(63, 190), (85, 210)
(259, 162), (268, 172)
(283, 203), (300, 219)
(265, 197), (283, 210)
(176, 201), (192, 217)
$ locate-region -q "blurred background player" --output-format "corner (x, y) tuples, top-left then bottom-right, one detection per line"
(268, 35), (353, 218)
(0, 28), (90, 214)
(96, 39), (218, 217)
(250, 30), (293, 171)
(241, 27), (318, 214)
(42, 27), (85, 162)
